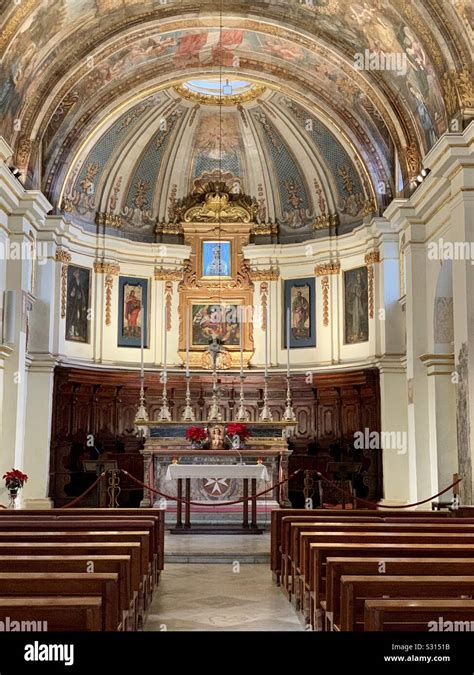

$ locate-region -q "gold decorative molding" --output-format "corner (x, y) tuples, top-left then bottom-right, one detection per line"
(55, 249), (71, 264)
(315, 262), (340, 276)
(93, 262), (120, 276)
(364, 250), (380, 265)
(365, 251), (379, 319)
(249, 268), (280, 281)
(104, 275), (113, 327)
(60, 265), (68, 319)
(404, 144), (421, 179)
(95, 212), (122, 228)
(321, 276), (330, 327)
(313, 213), (339, 230)
(367, 265), (375, 319)
(260, 282), (269, 332)
(183, 191), (256, 224)
(154, 267), (183, 281)
(174, 83), (266, 106)
(155, 222), (183, 235)
(0, 0), (37, 54)
(250, 222), (278, 236)
(361, 199), (377, 217)
(165, 281), (173, 332)
(454, 67), (474, 108)
(61, 198), (74, 213)
(55, 249), (71, 320)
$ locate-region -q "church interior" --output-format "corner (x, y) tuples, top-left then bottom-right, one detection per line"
(0, 0), (474, 646)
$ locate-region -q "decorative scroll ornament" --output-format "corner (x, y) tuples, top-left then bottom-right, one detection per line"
(315, 263), (339, 328)
(251, 222), (278, 236)
(249, 268), (280, 281)
(154, 267), (183, 281)
(165, 281), (172, 332)
(314, 262), (340, 277)
(454, 67), (474, 108)
(321, 276), (330, 327)
(94, 262), (120, 327)
(361, 199), (377, 217)
(174, 83), (265, 106)
(95, 212), (122, 228)
(364, 250), (380, 319)
(313, 213), (339, 230)
(155, 222), (183, 235)
(404, 144), (421, 180)
(55, 249), (71, 320)
(174, 183), (258, 224)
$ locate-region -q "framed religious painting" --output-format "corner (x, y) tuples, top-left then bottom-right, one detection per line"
(65, 264), (91, 343)
(201, 241), (232, 279)
(191, 303), (240, 347)
(117, 276), (148, 347)
(284, 278), (316, 349)
(344, 266), (369, 344)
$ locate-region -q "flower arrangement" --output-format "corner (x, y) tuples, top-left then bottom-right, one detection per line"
(3, 469), (28, 492)
(226, 423), (250, 440)
(185, 426), (207, 445)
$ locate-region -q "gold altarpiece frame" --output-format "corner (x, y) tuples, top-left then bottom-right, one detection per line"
(178, 220), (255, 370)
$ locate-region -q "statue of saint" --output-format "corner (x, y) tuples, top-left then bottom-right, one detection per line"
(209, 424), (224, 449)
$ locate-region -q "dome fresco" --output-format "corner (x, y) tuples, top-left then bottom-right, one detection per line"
(59, 85), (377, 243)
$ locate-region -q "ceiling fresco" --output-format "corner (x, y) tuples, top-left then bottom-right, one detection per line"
(0, 0), (471, 237)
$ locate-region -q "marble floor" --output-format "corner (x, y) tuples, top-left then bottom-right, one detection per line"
(145, 534), (303, 631)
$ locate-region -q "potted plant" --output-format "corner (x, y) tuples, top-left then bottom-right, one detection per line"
(3, 469), (28, 508)
(226, 423), (250, 449)
(185, 426), (207, 449)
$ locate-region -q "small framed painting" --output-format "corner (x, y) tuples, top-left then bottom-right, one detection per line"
(118, 276), (148, 347)
(201, 241), (231, 279)
(344, 266), (368, 343)
(284, 278), (316, 348)
(65, 265), (90, 343)
(191, 303), (240, 346)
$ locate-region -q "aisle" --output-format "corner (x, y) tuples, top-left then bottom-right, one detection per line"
(145, 534), (303, 631)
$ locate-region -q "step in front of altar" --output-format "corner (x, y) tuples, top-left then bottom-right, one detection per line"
(158, 499), (279, 526)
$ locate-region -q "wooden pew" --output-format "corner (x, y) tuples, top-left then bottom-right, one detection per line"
(364, 599), (474, 632)
(340, 575), (474, 631)
(0, 542), (141, 627)
(271, 508), (452, 583)
(0, 508), (166, 583)
(297, 528), (474, 616)
(0, 573), (119, 631)
(0, 597), (103, 631)
(0, 555), (131, 630)
(0, 519), (156, 599)
(326, 557), (474, 632)
(290, 521), (474, 600)
(0, 531), (150, 605)
(310, 542), (474, 631)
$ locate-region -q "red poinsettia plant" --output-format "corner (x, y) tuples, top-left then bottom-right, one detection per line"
(3, 469), (28, 491)
(226, 423), (250, 440)
(185, 426), (207, 444)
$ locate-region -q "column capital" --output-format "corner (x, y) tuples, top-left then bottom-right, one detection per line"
(420, 353), (455, 376)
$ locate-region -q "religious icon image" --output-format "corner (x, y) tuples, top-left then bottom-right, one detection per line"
(65, 265), (90, 343)
(118, 276), (148, 347)
(284, 278), (316, 348)
(344, 267), (369, 344)
(202, 241), (231, 278)
(123, 284), (142, 338)
(191, 304), (240, 346)
(291, 287), (310, 340)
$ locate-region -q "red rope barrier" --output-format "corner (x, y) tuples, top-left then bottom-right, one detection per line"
(121, 468), (301, 507)
(63, 472), (108, 508)
(314, 472), (462, 510)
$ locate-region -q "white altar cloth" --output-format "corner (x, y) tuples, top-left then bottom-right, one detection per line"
(165, 464), (270, 481)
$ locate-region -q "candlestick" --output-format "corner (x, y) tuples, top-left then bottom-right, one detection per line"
(286, 307), (290, 378)
(181, 374), (195, 421)
(239, 306), (244, 376)
(140, 317), (144, 383)
(264, 305), (268, 377)
(185, 305), (190, 377)
(163, 299), (167, 381)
